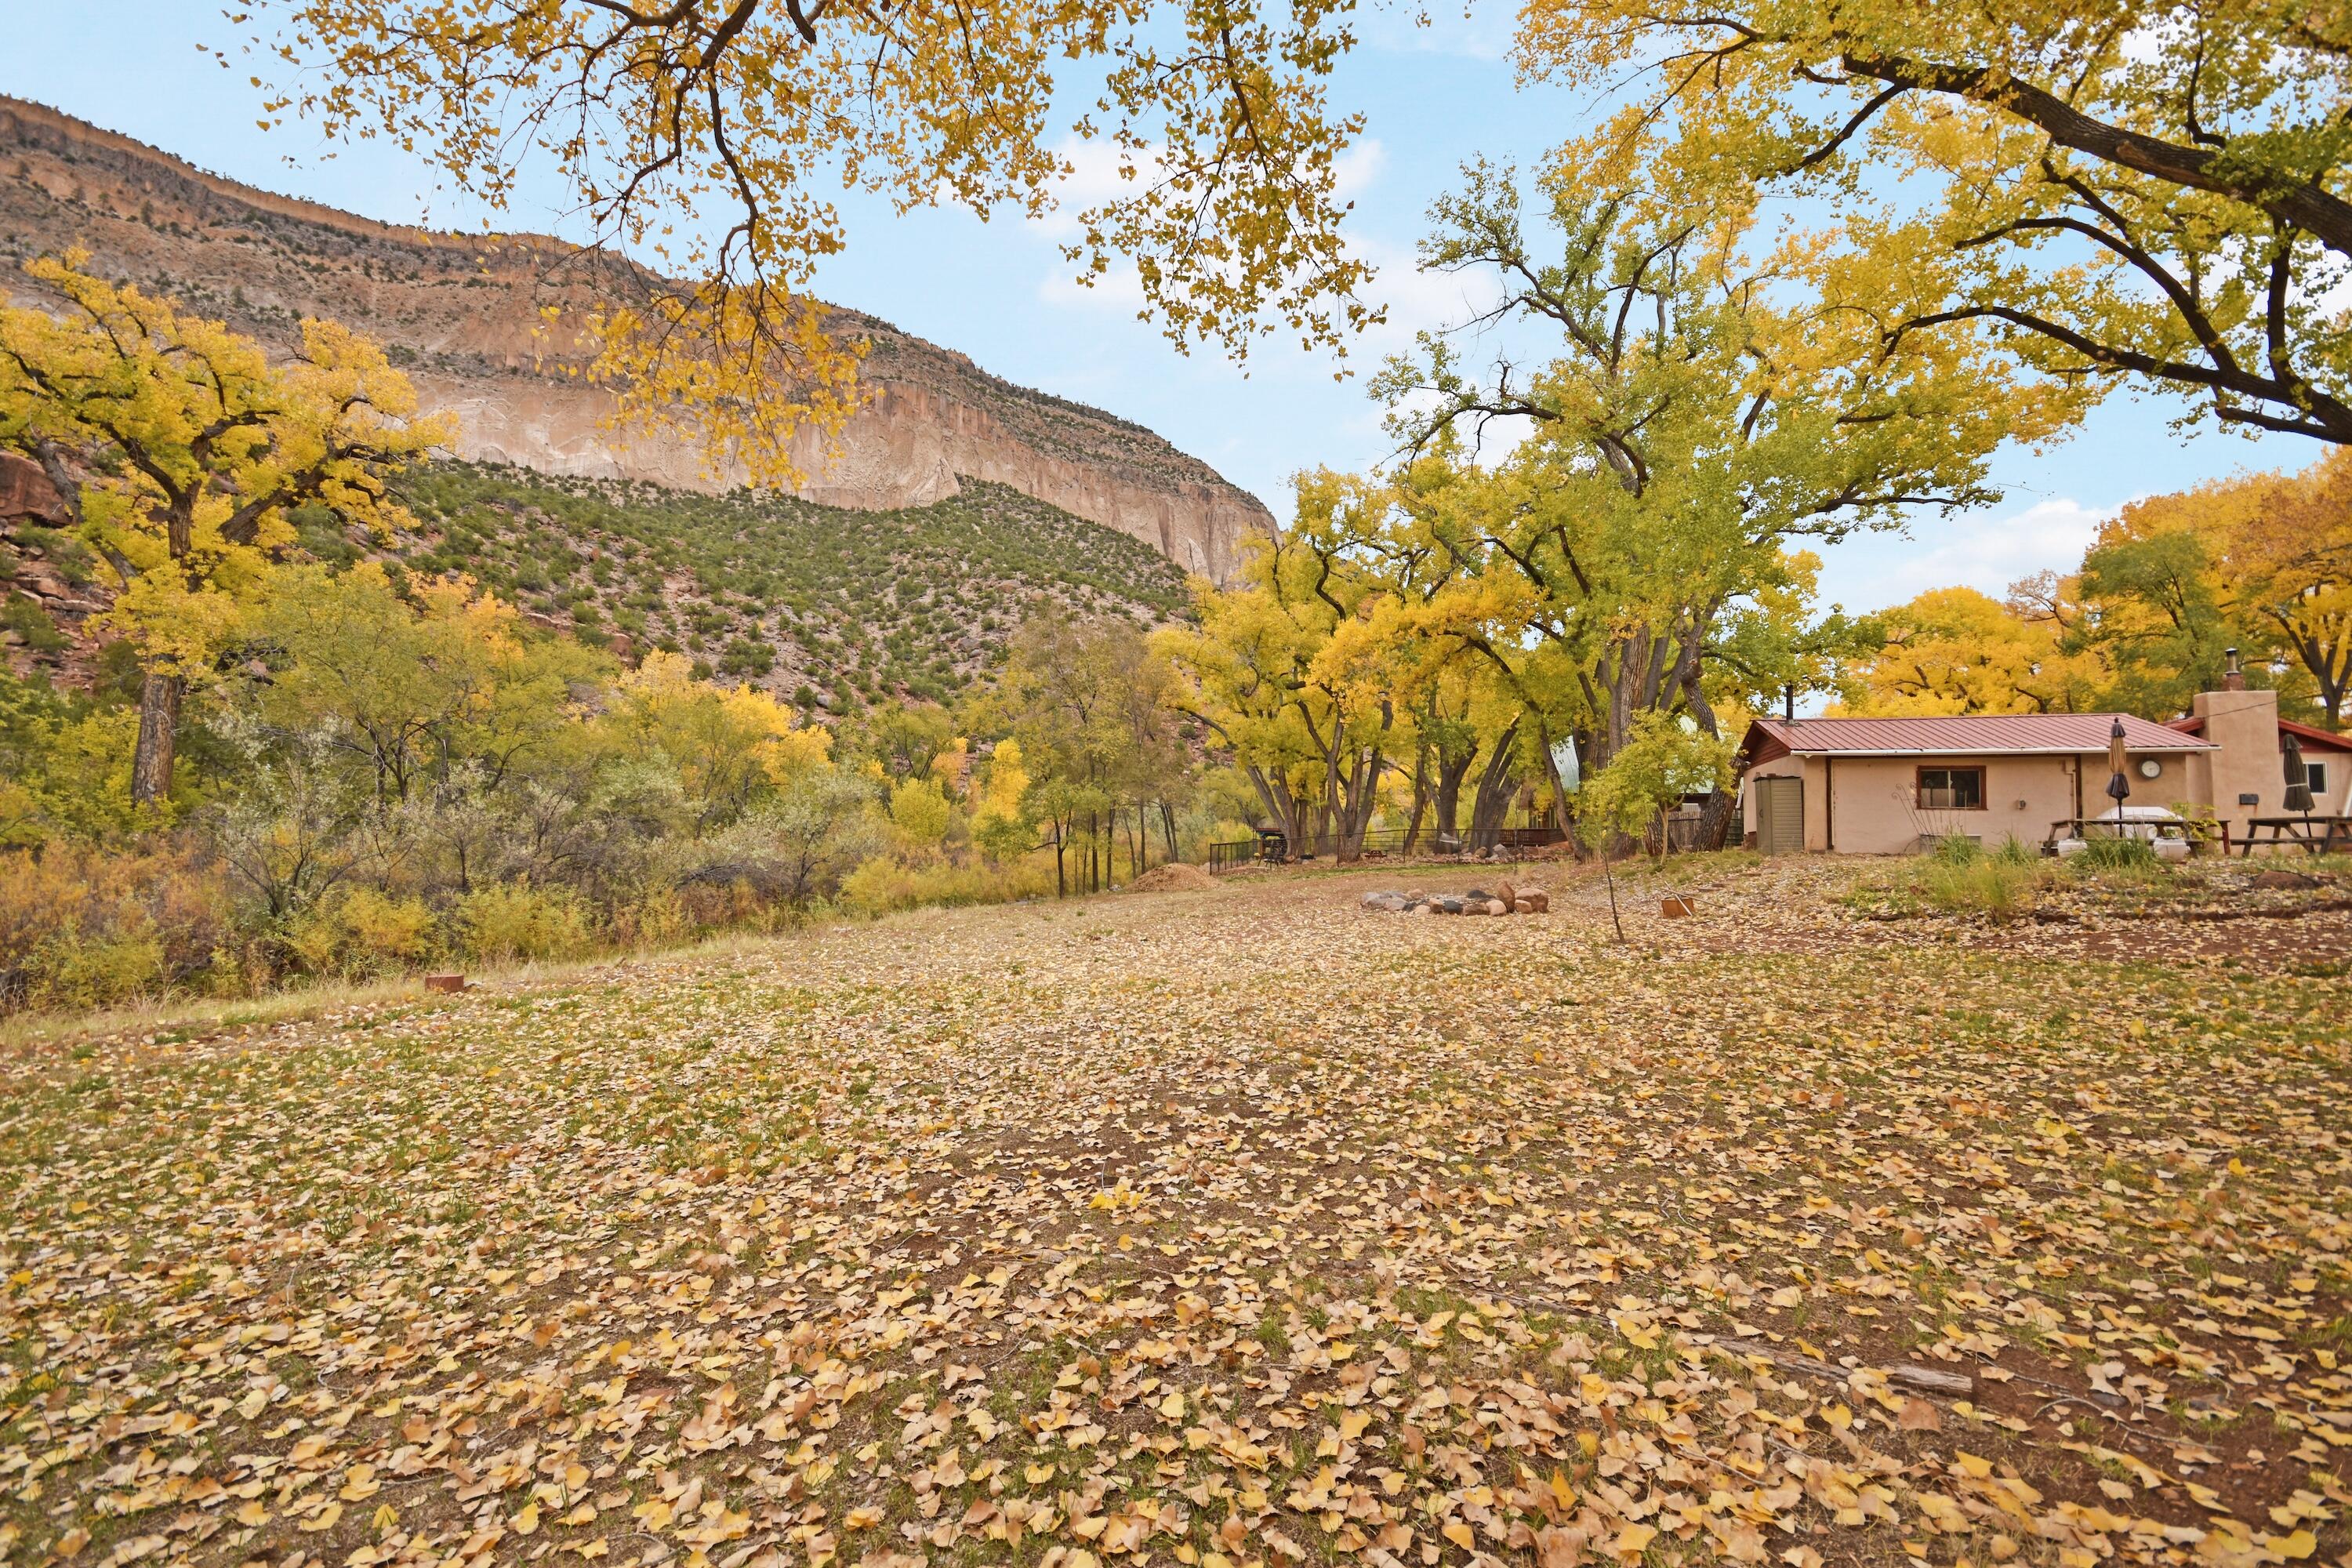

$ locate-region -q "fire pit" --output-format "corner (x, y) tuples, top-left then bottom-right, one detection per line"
(1360, 882), (1548, 916)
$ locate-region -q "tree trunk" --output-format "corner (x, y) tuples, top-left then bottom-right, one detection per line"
(1243, 764), (1305, 858)
(1468, 721), (1522, 844)
(1434, 742), (1478, 840)
(1333, 748), (1383, 862)
(1403, 746), (1432, 853)
(1537, 727), (1575, 837)
(1696, 787), (1740, 851)
(1160, 801), (1178, 861)
(129, 669), (184, 807)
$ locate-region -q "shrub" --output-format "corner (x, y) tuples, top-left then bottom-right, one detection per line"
(1, 596), (67, 653)
(887, 777), (954, 852)
(285, 886), (441, 978)
(29, 919), (166, 1011)
(0, 843), (227, 1014)
(839, 854), (1054, 916)
(454, 881), (590, 964)
(608, 887), (693, 949)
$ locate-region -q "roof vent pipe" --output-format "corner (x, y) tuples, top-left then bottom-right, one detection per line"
(1784, 684), (1796, 722)
(2223, 646), (2245, 691)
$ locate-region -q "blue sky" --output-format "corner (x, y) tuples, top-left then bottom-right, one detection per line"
(1, 3), (2318, 614)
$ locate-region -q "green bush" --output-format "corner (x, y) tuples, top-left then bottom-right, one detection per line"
(285, 886), (441, 978)
(455, 882), (590, 964)
(29, 919), (166, 1011)
(17, 526), (97, 587)
(2, 597), (67, 653)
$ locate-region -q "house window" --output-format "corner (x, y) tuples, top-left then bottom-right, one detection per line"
(1917, 765), (1986, 811)
(2310, 761), (2329, 798)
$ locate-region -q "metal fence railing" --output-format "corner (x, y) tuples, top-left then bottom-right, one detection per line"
(1206, 838), (1268, 874)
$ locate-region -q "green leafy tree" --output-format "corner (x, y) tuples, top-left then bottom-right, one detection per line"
(0, 256), (446, 805)
(1371, 166), (2041, 821)
(254, 563), (605, 803)
(1574, 713), (1736, 938)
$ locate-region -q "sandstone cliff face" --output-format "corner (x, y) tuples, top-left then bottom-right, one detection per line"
(0, 96), (1269, 580)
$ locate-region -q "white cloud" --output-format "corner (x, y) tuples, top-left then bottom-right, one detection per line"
(1334, 139), (1388, 204)
(1828, 495), (2118, 612)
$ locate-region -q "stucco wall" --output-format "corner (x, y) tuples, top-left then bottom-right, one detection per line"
(2182, 690), (2285, 841)
(1746, 753), (2103, 854)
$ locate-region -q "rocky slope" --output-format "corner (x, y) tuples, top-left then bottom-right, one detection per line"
(0, 96), (1269, 581)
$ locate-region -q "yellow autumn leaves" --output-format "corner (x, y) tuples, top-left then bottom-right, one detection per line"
(3, 856), (2348, 1568)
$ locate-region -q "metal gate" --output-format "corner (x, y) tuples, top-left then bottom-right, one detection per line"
(1755, 775), (1804, 855)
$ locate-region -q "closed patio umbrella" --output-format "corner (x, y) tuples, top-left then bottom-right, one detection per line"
(2284, 732), (2317, 817)
(2104, 717), (2132, 808)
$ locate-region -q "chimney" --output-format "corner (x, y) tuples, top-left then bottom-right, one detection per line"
(1784, 684), (1796, 722)
(2223, 647), (2245, 691)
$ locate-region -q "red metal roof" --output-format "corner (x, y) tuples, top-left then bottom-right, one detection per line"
(2166, 713), (2352, 751)
(1738, 713), (2216, 765)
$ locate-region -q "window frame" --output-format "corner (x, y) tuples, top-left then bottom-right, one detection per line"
(1915, 764), (1987, 811)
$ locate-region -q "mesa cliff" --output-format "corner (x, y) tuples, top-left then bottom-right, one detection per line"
(0, 96), (1269, 581)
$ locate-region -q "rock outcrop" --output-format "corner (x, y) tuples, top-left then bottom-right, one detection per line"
(0, 96), (1270, 580)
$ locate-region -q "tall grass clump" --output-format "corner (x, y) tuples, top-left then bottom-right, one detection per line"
(2073, 834), (2161, 873)
(1915, 833), (2058, 920)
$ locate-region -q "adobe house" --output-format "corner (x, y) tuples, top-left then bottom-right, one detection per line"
(1733, 659), (2352, 854)
(2164, 683), (2352, 842)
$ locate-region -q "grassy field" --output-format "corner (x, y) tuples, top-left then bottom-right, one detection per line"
(3, 858), (2348, 1568)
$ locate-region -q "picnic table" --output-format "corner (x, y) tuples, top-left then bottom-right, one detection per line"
(2236, 815), (2352, 856)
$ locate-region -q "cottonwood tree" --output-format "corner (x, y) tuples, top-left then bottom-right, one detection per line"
(999, 608), (1186, 893)
(2244, 456), (2352, 724)
(1842, 586), (2103, 717)
(1367, 171), (2002, 837)
(1852, 448), (2352, 726)
(1522, 0), (2352, 441)
(254, 0), (1376, 483)
(1156, 480), (1408, 862)
(0, 256), (445, 806)
(604, 649), (832, 834)
(2037, 457), (2350, 724)
(254, 563), (604, 804)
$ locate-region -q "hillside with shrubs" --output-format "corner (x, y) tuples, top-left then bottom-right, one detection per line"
(0, 570), (1217, 1017)
(384, 464), (1192, 709)
(0, 256), (1233, 1021)
(3, 459), (1194, 714)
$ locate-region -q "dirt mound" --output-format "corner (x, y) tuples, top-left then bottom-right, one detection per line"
(1125, 862), (1218, 893)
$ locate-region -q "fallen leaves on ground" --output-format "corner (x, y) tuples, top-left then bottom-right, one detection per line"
(2, 859), (2347, 1568)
